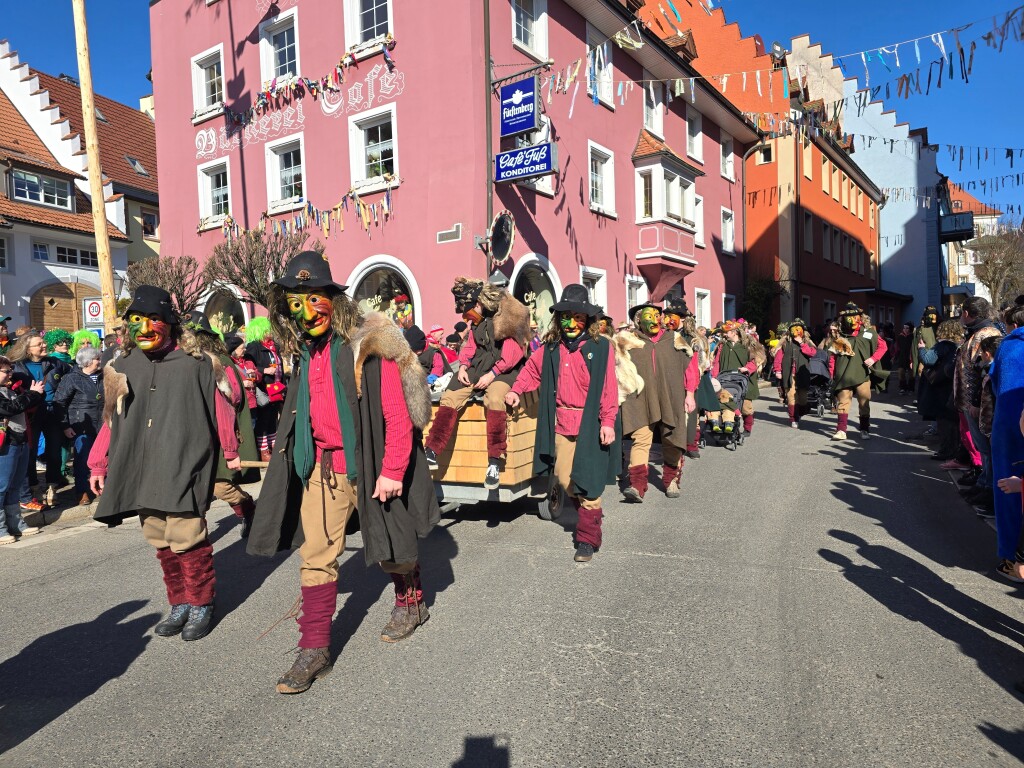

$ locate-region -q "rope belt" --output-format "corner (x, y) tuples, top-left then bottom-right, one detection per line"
(318, 451), (339, 546)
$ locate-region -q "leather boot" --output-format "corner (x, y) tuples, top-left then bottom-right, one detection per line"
(662, 464), (680, 498)
(623, 465), (648, 503)
(425, 405), (459, 456)
(233, 498), (256, 538)
(179, 540), (216, 641)
(154, 548), (189, 637)
(276, 647), (333, 695)
(381, 568), (429, 643)
(259, 449), (272, 463)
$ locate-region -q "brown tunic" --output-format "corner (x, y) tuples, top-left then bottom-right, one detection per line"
(618, 331), (691, 448)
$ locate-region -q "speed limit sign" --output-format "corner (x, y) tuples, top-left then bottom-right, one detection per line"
(83, 298), (104, 326)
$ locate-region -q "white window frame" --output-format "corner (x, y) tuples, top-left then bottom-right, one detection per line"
(514, 115), (553, 196)
(693, 194), (705, 247)
(821, 157), (829, 194)
(755, 145), (773, 165)
(857, 189), (864, 220)
(720, 130), (734, 180)
(634, 160), (696, 230)
(141, 208), (160, 241)
(511, 0), (548, 62)
(720, 207), (735, 255)
(625, 275), (647, 316)
(831, 165), (839, 202)
(694, 288), (711, 328)
(197, 156), (231, 230)
(803, 211), (814, 253)
(585, 24), (614, 109)
(0, 236), (8, 271)
(722, 294), (736, 323)
(348, 103), (399, 195)
(579, 265), (608, 312)
(344, 0), (395, 58)
(686, 106), (703, 163)
(587, 140), (616, 218)
(55, 244), (99, 269)
(642, 71), (664, 138)
(636, 169), (654, 222)
(32, 242), (50, 261)
(190, 44), (225, 123)
(265, 133), (306, 214)
(12, 169), (72, 210)
(869, 202), (875, 229)
(259, 8), (300, 84)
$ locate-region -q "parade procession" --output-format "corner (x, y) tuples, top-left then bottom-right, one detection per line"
(2, 0), (1024, 765)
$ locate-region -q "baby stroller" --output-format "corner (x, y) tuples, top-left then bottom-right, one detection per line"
(701, 371), (749, 451)
(805, 350), (834, 418)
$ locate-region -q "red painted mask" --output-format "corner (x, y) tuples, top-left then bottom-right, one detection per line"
(463, 306), (484, 326)
(286, 292), (333, 338)
(559, 311), (588, 340)
(662, 313), (682, 331)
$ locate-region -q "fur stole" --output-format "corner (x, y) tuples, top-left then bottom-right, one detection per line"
(672, 331), (693, 357)
(351, 312), (432, 430)
(102, 362), (129, 427)
(491, 292), (532, 348)
(203, 351), (235, 402)
(828, 337), (855, 356)
(613, 332), (645, 404)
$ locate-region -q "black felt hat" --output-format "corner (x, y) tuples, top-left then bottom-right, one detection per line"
(550, 284), (602, 317)
(124, 285), (177, 324)
(404, 325), (427, 353)
(662, 297), (691, 318)
(272, 250), (347, 292)
(224, 333), (244, 354)
(628, 303), (662, 321)
(838, 302), (863, 318)
(186, 311), (218, 337)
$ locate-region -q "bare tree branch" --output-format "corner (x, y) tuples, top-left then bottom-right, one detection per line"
(972, 224), (1024, 308)
(125, 254), (209, 315)
(203, 229), (324, 309)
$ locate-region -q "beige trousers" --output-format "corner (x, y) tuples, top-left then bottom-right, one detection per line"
(836, 380), (871, 417)
(628, 424), (683, 467)
(786, 382), (809, 408)
(440, 381), (512, 411)
(554, 433), (602, 509)
(299, 464), (359, 587)
(140, 512), (207, 553)
(213, 479), (250, 506)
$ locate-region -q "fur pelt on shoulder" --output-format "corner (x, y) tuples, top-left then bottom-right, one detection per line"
(690, 334), (711, 373)
(202, 351), (235, 402)
(478, 281), (504, 314)
(740, 331), (767, 370)
(102, 362), (129, 427)
(672, 331), (693, 357)
(492, 292), (532, 348)
(351, 312), (432, 430)
(828, 337), (855, 356)
(613, 331), (645, 404)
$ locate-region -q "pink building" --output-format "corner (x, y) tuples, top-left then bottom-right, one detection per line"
(149, 0), (758, 330)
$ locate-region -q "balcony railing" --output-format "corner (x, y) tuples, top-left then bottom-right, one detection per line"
(939, 211), (975, 244)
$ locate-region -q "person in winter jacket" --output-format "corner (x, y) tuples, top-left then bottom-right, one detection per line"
(53, 346), (104, 506)
(894, 322), (915, 394)
(244, 316), (285, 461)
(0, 356), (44, 543)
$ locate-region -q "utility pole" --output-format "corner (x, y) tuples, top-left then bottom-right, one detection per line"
(71, 0), (118, 332)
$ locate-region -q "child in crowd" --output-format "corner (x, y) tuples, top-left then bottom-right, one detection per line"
(709, 385), (738, 434)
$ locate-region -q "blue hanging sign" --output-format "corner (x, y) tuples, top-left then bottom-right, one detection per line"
(499, 76), (540, 138)
(494, 142), (558, 184)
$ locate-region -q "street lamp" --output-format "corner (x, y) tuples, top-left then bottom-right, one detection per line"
(112, 272), (125, 298)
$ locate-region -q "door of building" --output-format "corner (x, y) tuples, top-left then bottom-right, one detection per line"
(29, 281), (101, 332)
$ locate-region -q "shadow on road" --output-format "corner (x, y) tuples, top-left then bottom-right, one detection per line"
(452, 735), (510, 767)
(0, 600), (158, 755)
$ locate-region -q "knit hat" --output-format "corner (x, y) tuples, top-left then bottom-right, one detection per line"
(404, 325), (427, 353)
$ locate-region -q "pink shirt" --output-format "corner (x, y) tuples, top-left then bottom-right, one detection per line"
(307, 342), (411, 482)
(511, 340), (618, 435)
(772, 341), (819, 376)
(458, 329), (525, 375)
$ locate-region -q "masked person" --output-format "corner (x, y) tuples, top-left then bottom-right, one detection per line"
(912, 305), (939, 383)
(423, 277), (530, 489)
(247, 251), (439, 695)
(505, 285), (620, 562)
(89, 286), (240, 642)
(772, 319), (820, 429)
(186, 313), (260, 537)
(710, 321), (761, 435)
(618, 301), (697, 501)
(597, 314), (614, 338)
(826, 303), (887, 441)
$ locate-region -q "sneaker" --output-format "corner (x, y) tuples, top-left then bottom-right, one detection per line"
(0, 534), (15, 545)
(996, 559), (1024, 584)
(484, 461), (501, 490)
(860, 431), (871, 440)
(723, 423), (734, 434)
(43, 484), (57, 507)
(711, 421), (722, 433)
(574, 542), (595, 562)
(423, 447), (439, 470)
(831, 430), (847, 441)
(17, 526), (40, 537)
(791, 421), (799, 429)
(940, 459), (972, 471)
(20, 499), (45, 512)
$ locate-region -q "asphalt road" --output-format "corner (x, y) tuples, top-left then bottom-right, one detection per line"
(2, 392), (1022, 767)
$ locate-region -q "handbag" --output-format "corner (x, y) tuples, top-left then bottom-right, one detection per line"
(266, 382), (286, 403)
(255, 387), (271, 408)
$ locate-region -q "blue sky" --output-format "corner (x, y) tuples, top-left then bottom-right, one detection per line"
(4, 0), (1021, 216)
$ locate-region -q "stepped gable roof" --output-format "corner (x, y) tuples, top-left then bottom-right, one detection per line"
(632, 129), (704, 175)
(0, 90), (126, 240)
(35, 71), (158, 197)
(663, 30), (698, 60)
(948, 184), (1002, 217)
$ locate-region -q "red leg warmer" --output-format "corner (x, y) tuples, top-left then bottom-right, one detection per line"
(391, 565), (424, 607)
(628, 465), (649, 497)
(575, 503), (604, 549)
(178, 540), (216, 606)
(297, 581), (338, 649)
(787, 405), (796, 422)
(662, 464), (679, 490)
(156, 547), (186, 606)
(485, 409), (508, 460)
(837, 413), (849, 432)
(743, 413), (754, 434)
(425, 405), (459, 455)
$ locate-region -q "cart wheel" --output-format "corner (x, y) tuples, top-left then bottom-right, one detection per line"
(537, 503), (553, 521)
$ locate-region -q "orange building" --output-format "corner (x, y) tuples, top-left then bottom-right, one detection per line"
(631, 1), (895, 330)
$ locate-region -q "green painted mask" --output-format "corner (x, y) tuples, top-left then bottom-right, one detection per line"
(637, 307), (661, 336)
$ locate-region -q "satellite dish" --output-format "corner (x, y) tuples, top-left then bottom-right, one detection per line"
(488, 211), (515, 268)
(771, 41), (786, 60)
